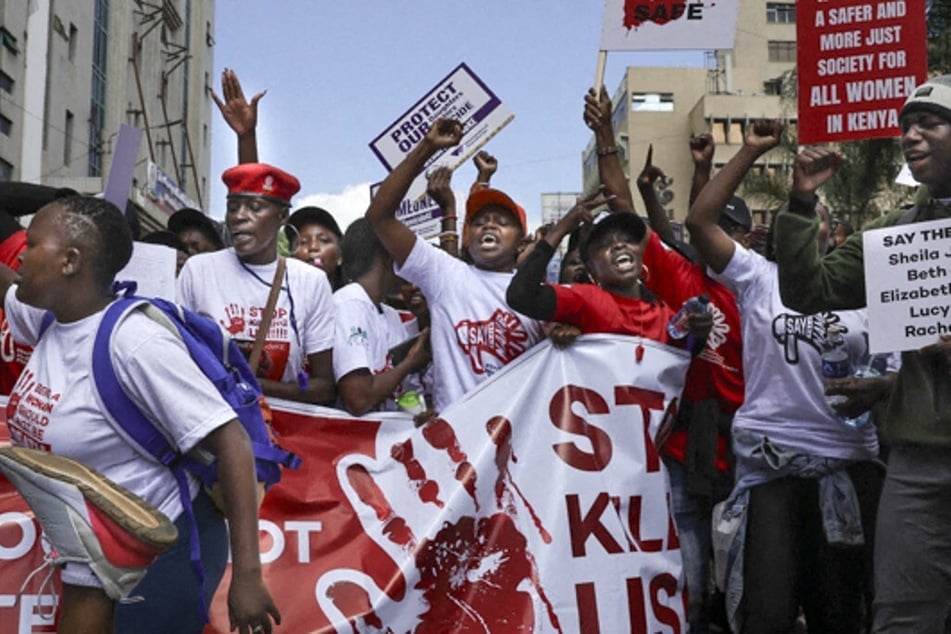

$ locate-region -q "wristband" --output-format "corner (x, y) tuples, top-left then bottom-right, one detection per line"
(596, 145), (621, 157)
(439, 232), (458, 240)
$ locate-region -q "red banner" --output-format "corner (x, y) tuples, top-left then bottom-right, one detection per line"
(1, 336), (690, 632)
(797, 0), (928, 144)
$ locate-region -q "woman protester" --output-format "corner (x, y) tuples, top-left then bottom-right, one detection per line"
(0, 195), (278, 633)
(686, 120), (884, 633)
(177, 163), (336, 405)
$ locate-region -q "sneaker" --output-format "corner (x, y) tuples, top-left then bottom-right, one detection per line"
(0, 446), (178, 600)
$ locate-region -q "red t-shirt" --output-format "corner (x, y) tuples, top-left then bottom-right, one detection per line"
(642, 232), (745, 471)
(551, 283), (674, 342)
(0, 230), (29, 395)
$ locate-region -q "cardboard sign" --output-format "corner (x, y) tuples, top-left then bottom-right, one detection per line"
(369, 181), (443, 240)
(863, 217), (951, 353)
(369, 63), (514, 202)
(797, 0), (928, 144)
(600, 0), (740, 50)
(0, 336), (690, 633)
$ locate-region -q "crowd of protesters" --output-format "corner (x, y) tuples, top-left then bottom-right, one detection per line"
(0, 66), (948, 633)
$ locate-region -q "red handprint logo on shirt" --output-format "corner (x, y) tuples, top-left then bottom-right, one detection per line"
(220, 303), (246, 336)
(455, 309), (531, 376)
(317, 416), (562, 633)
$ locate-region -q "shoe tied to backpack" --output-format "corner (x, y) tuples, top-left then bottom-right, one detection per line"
(0, 446), (179, 600)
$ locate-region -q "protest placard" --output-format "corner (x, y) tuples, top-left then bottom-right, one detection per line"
(600, 0), (740, 51)
(369, 63), (513, 173)
(369, 180), (443, 240)
(369, 63), (514, 203)
(863, 217), (951, 353)
(797, 0), (928, 145)
(1, 335), (690, 633)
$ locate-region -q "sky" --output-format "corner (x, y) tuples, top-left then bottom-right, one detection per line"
(207, 2), (705, 231)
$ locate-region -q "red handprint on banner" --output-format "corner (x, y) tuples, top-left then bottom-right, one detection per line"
(318, 416), (562, 633)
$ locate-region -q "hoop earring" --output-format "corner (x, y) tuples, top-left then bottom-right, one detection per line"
(278, 223), (300, 258)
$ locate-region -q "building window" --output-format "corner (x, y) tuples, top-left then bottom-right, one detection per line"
(0, 113), (11, 136)
(766, 3), (796, 23)
(65, 110), (74, 165)
(0, 158), (12, 181)
(632, 92), (674, 112)
(0, 27), (18, 55)
(768, 40), (797, 63)
(88, 0), (109, 177)
(764, 78), (783, 95)
(68, 23), (78, 61)
(0, 70), (12, 94)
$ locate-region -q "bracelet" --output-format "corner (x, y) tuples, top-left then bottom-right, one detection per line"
(596, 145), (620, 156)
(441, 214), (458, 221)
(439, 232), (458, 240)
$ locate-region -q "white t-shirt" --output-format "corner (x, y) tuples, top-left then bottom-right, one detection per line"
(333, 282), (413, 412)
(177, 249), (334, 383)
(3, 288), (236, 587)
(396, 239), (543, 412)
(710, 244), (878, 460)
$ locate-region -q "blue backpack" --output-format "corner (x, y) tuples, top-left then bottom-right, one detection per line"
(39, 283), (301, 619)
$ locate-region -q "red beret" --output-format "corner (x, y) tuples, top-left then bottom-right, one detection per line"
(222, 163), (300, 205)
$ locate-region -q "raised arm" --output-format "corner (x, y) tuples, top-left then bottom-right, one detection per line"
(773, 147), (870, 312)
(366, 119), (463, 266)
(211, 69), (265, 164)
(688, 133), (715, 207)
(635, 145), (676, 245)
(506, 194), (607, 320)
(686, 120), (782, 273)
(584, 87), (636, 214)
(472, 151), (497, 191)
(427, 167), (459, 257)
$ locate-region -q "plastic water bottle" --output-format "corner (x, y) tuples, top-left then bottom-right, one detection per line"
(667, 294), (710, 340)
(821, 325), (876, 428)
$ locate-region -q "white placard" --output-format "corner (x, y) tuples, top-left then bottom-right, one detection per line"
(600, 0), (740, 51)
(863, 217), (951, 353)
(116, 241), (177, 300)
(369, 63), (514, 178)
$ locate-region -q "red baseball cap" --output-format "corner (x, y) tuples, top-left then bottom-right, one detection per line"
(464, 188), (528, 234)
(222, 163), (300, 206)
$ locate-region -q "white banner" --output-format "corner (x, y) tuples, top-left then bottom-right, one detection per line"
(863, 217), (951, 353)
(601, 0), (740, 51)
(314, 335), (690, 632)
(1, 337), (691, 632)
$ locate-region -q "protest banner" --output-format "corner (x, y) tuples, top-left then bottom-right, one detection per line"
(600, 0), (740, 51)
(0, 335), (690, 633)
(863, 217), (951, 353)
(797, 0), (928, 145)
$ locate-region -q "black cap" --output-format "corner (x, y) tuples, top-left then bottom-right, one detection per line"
(167, 207), (225, 249)
(579, 212), (647, 262)
(287, 206), (342, 238)
(719, 196), (752, 232)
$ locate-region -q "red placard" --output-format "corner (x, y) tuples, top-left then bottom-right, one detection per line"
(797, 0), (928, 145)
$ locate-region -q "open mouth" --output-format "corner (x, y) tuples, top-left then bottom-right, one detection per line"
(479, 234), (499, 247)
(611, 251), (638, 273)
